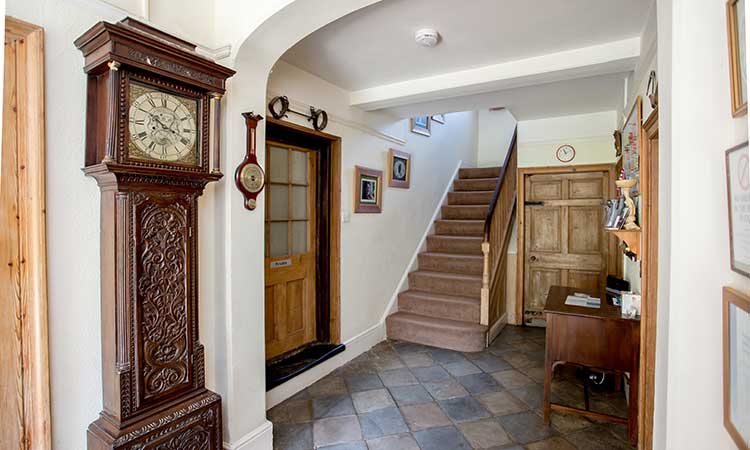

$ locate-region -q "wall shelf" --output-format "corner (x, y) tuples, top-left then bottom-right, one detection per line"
(607, 229), (641, 260)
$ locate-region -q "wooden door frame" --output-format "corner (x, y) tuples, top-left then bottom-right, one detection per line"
(266, 118), (341, 345)
(638, 107), (659, 450)
(515, 163), (618, 326)
(4, 16), (51, 450)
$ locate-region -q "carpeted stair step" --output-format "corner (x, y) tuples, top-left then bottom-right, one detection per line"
(426, 235), (483, 255)
(441, 205), (489, 220)
(454, 177), (498, 191)
(459, 167), (501, 179)
(434, 220), (484, 237)
(448, 190), (494, 205)
(386, 312), (487, 352)
(408, 270), (482, 297)
(418, 252), (483, 275)
(398, 290), (480, 322)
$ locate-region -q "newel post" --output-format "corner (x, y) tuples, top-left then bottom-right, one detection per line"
(480, 241), (490, 326)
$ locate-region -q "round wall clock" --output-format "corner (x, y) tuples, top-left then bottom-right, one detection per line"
(556, 144), (576, 163)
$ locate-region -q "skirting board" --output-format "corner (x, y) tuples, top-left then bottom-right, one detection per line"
(488, 313), (508, 344)
(223, 420), (273, 450)
(266, 322), (386, 409)
(380, 160), (465, 321)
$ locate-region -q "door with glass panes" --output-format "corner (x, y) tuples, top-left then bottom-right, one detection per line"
(265, 141), (317, 359)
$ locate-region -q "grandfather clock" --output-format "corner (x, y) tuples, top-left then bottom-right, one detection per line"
(75, 18), (234, 450)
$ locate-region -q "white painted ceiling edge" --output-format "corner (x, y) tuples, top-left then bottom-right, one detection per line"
(350, 37), (641, 111)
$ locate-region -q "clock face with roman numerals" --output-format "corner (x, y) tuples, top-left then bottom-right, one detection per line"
(128, 81), (198, 165)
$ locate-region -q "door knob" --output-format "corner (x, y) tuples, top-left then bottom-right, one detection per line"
(530, 256), (537, 262)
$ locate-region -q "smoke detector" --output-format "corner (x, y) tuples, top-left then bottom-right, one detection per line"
(415, 28), (440, 47)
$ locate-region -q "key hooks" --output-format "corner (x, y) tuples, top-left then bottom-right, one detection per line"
(268, 95), (329, 131)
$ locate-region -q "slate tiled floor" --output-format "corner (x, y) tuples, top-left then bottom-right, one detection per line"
(269, 325), (636, 450)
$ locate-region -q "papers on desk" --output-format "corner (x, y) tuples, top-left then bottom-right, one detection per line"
(564, 293), (601, 308)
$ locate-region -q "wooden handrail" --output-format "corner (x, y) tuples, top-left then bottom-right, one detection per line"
(480, 127), (518, 330)
(483, 128), (517, 241)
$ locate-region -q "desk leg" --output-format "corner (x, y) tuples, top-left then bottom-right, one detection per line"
(543, 342), (552, 424)
(628, 369), (639, 445)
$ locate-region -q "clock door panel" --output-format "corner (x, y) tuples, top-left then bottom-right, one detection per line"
(132, 192), (198, 412)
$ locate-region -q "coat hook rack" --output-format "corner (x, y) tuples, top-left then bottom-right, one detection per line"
(268, 95), (329, 131)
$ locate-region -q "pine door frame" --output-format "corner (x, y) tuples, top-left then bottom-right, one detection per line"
(515, 162), (618, 326)
(3, 16), (51, 450)
(265, 118), (342, 346)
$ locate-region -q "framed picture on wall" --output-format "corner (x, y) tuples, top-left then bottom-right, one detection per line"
(727, 0), (748, 117)
(411, 116), (431, 136)
(622, 96), (642, 195)
(725, 142), (750, 277)
(723, 287), (750, 450)
(355, 166), (383, 213)
(432, 114), (446, 124)
(388, 149), (411, 189)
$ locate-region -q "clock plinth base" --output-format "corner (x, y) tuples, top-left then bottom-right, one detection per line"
(87, 392), (222, 450)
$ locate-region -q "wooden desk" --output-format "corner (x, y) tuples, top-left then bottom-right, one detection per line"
(543, 286), (640, 445)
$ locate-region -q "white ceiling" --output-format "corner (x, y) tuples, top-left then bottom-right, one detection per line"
(282, 0), (652, 91)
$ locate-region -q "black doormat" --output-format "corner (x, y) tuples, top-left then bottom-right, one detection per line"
(266, 343), (346, 391)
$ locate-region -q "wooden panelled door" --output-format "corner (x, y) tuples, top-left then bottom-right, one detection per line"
(265, 141), (318, 360)
(523, 171), (610, 326)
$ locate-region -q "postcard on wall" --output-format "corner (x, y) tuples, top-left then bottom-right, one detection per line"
(622, 97), (642, 195)
(726, 142), (750, 277)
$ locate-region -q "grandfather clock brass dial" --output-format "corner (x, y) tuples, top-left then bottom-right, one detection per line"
(128, 81), (199, 165)
(75, 17), (235, 450)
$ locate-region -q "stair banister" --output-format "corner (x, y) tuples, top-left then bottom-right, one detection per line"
(480, 127), (518, 328)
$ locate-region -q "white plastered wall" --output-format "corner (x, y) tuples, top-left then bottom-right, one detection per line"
(476, 108), (517, 167)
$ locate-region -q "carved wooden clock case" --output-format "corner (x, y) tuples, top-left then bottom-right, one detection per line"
(75, 18), (234, 450)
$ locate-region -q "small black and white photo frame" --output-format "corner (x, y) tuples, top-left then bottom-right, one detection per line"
(355, 166), (382, 213)
(388, 149), (411, 189)
(411, 116), (431, 136)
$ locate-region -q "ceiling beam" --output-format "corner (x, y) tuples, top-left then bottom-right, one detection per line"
(349, 37), (640, 111)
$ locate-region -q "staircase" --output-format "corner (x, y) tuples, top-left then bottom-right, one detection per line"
(386, 166), (502, 352)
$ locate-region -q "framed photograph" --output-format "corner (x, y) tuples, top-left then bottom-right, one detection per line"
(621, 96), (642, 195)
(726, 142), (750, 277)
(355, 166), (383, 213)
(411, 116), (431, 136)
(431, 114), (445, 124)
(723, 287), (750, 450)
(727, 0), (748, 116)
(388, 149), (411, 189)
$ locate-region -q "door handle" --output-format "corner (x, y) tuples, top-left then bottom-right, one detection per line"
(530, 256), (537, 262)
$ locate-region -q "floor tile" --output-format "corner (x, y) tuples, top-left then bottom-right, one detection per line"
(345, 373), (384, 392)
(442, 359), (482, 377)
(501, 351), (538, 369)
(401, 351), (434, 368)
(392, 341), (432, 355)
(457, 373), (502, 394)
(429, 347), (468, 364)
(366, 433), (421, 450)
(308, 375), (348, 397)
(497, 411), (555, 444)
(438, 396), (491, 422)
(313, 415), (362, 447)
(457, 418), (512, 448)
(565, 425), (635, 450)
(413, 425), (472, 450)
(475, 390), (529, 416)
(372, 354), (406, 371)
(509, 384), (545, 410)
(379, 368), (418, 387)
(313, 395), (356, 419)
(511, 339), (544, 353)
(412, 365), (451, 383)
(423, 379), (470, 400)
(520, 365), (546, 384)
(268, 399), (313, 424)
(318, 442), (368, 450)
(549, 410), (592, 434)
(487, 339), (517, 355)
(358, 406), (409, 439)
(491, 369), (535, 390)
(471, 354), (512, 372)
(352, 388), (395, 413)
(525, 436), (577, 450)
(389, 384), (433, 406)
(273, 422), (313, 450)
(400, 402), (452, 431)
